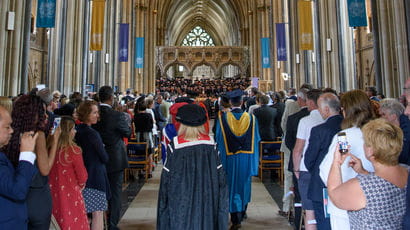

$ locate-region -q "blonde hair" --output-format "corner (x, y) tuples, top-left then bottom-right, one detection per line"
(0, 97), (12, 113)
(362, 118), (403, 166)
(178, 123), (207, 141)
(57, 116), (81, 165)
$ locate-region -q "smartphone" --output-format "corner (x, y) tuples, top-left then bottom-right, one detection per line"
(51, 117), (61, 135)
(337, 132), (348, 154)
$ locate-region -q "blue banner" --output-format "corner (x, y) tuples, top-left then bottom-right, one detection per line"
(135, 37), (144, 68)
(36, 0), (56, 28)
(119, 24), (129, 62)
(261, 38), (271, 68)
(347, 0), (368, 27)
(276, 23), (287, 61)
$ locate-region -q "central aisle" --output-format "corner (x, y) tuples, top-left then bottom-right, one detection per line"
(118, 165), (292, 230)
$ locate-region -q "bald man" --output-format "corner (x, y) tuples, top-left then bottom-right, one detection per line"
(0, 106), (38, 229)
(304, 93), (343, 230)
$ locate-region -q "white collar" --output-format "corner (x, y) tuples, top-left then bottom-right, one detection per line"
(100, 103), (112, 108)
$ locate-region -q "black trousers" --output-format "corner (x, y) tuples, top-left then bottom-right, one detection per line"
(108, 170), (124, 230)
(230, 205), (248, 225)
(292, 173), (302, 230)
(27, 183), (52, 230)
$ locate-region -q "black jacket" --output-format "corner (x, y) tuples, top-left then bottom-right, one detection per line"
(93, 105), (131, 173)
(285, 107), (310, 172)
(75, 124), (111, 198)
(253, 105), (278, 141)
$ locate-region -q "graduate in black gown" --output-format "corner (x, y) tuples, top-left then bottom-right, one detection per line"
(157, 104), (229, 230)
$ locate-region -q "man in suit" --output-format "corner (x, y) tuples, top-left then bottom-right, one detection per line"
(93, 86), (131, 230)
(284, 87), (310, 229)
(253, 94), (277, 140)
(0, 105), (38, 229)
(304, 93), (343, 230)
(245, 87), (259, 111)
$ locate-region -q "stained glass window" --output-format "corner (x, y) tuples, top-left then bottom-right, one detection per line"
(182, 26), (215, 46)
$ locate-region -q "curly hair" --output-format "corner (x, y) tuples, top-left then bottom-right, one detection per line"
(3, 94), (47, 166)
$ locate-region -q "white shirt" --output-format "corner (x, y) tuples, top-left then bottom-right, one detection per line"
(297, 109), (325, 172)
(319, 126), (374, 230)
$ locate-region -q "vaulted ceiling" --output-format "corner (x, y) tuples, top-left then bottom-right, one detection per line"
(156, 0), (249, 46)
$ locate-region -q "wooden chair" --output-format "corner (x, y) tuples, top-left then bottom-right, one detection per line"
(125, 141), (150, 182)
(258, 141), (284, 184)
(152, 135), (161, 164)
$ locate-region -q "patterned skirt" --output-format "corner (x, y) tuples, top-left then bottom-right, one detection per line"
(82, 188), (108, 213)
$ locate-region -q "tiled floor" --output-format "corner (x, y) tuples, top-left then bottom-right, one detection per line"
(118, 165), (292, 230)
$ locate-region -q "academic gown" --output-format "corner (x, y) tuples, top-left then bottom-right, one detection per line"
(215, 109), (260, 213)
(157, 135), (229, 230)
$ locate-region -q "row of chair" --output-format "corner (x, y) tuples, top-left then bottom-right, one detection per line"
(125, 139), (284, 184)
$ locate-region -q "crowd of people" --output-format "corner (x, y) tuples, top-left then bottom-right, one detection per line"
(155, 77), (251, 97)
(0, 79), (410, 230)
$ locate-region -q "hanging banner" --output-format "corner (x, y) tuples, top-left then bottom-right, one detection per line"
(276, 23), (287, 61)
(90, 0), (105, 51)
(135, 37), (144, 68)
(36, 0), (56, 28)
(119, 24), (129, 62)
(347, 0), (368, 27)
(261, 38), (271, 68)
(298, 0), (313, 50)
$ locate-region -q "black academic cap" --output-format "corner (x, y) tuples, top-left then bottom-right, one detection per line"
(227, 89), (243, 103)
(176, 104), (207, 127)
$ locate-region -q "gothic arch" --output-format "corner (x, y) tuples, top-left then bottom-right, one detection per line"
(217, 62), (245, 78)
(190, 61), (217, 76)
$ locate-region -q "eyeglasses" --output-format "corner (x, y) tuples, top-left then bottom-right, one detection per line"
(404, 87), (410, 92)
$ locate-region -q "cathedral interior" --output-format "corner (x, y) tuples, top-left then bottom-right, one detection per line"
(0, 0), (409, 98)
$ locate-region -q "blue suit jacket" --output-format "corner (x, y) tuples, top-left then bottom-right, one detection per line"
(76, 124), (111, 198)
(0, 152), (36, 229)
(304, 115), (343, 202)
(399, 114), (410, 165)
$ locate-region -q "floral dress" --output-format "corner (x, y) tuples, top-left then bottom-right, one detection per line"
(49, 145), (89, 230)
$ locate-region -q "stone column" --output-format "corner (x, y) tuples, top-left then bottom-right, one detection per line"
(316, 0), (341, 90)
(392, 0), (409, 97)
(0, 0), (10, 95)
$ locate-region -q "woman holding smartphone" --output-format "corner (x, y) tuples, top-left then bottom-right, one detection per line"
(319, 89), (376, 230)
(327, 118), (408, 229)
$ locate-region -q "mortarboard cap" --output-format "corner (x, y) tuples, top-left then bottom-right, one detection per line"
(227, 89), (243, 103)
(176, 104), (207, 127)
